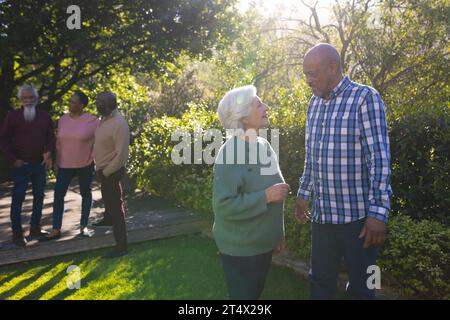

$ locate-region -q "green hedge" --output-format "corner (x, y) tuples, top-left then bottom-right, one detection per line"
(389, 105), (450, 225)
(379, 214), (450, 299)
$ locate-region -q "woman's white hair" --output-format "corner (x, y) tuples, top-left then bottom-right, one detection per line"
(17, 84), (39, 99)
(217, 85), (257, 130)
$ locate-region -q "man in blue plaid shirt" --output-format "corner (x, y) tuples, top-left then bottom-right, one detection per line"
(295, 44), (392, 300)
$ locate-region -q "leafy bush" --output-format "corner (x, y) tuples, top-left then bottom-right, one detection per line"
(128, 103), (219, 199)
(174, 168), (213, 214)
(283, 197), (312, 261)
(379, 214), (450, 299)
(267, 84), (309, 192)
(389, 105), (450, 225)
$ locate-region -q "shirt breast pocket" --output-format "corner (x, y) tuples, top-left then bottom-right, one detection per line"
(330, 113), (358, 140)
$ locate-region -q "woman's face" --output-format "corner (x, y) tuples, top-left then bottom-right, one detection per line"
(69, 94), (82, 113)
(241, 96), (269, 130)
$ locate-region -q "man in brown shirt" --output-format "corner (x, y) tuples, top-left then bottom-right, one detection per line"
(93, 92), (130, 258)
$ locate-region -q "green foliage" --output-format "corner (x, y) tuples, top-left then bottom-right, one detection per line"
(174, 168), (213, 214)
(379, 214), (450, 299)
(128, 103), (220, 198)
(283, 198), (312, 261)
(147, 56), (225, 117)
(268, 83), (310, 190)
(389, 104), (450, 225)
(348, 0), (449, 111)
(0, 0), (238, 119)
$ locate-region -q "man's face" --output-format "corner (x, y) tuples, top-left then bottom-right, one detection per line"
(303, 55), (334, 99)
(19, 90), (38, 108)
(96, 97), (109, 116)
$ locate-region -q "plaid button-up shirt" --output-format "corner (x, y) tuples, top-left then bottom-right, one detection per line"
(297, 76), (392, 224)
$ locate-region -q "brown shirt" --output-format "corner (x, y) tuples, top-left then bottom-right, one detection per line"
(93, 110), (130, 177)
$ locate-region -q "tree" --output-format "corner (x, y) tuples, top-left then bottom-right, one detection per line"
(282, 0), (449, 108)
(0, 0), (237, 180)
(0, 0), (236, 121)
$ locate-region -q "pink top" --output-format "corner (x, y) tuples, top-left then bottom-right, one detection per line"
(56, 113), (99, 168)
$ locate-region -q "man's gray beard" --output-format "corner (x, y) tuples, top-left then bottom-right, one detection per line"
(23, 104), (36, 122)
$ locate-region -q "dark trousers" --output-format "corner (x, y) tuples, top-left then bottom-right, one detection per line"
(309, 218), (378, 300)
(101, 167), (127, 251)
(52, 163), (95, 230)
(10, 161), (46, 233)
(220, 251), (273, 300)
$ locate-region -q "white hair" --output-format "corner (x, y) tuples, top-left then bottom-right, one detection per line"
(17, 84), (39, 99)
(217, 85), (257, 130)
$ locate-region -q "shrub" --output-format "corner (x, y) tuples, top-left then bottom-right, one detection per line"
(283, 197), (312, 261)
(389, 105), (450, 225)
(128, 103), (219, 198)
(174, 168), (213, 214)
(379, 214), (450, 299)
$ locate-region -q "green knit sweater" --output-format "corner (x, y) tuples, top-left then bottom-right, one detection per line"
(212, 135), (285, 256)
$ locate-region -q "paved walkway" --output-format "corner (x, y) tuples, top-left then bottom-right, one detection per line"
(0, 180), (207, 266)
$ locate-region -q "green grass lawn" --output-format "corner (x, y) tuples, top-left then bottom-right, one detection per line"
(0, 235), (310, 300)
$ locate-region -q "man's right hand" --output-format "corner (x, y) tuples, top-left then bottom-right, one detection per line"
(265, 183), (290, 203)
(13, 159), (27, 168)
(294, 198), (311, 224)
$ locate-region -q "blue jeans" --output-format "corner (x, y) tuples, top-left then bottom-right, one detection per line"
(309, 218), (379, 300)
(11, 161), (46, 233)
(52, 163), (95, 230)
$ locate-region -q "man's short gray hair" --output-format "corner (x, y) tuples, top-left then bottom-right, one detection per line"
(17, 84), (39, 99)
(217, 85), (257, 130)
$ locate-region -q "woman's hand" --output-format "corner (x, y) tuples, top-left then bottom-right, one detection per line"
(265, 183), (290, 203)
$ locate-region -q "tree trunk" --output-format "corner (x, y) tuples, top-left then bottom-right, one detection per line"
(0, 57), (15, 182)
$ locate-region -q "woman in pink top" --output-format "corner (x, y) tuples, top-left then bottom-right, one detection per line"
(42, 91), (99, 240)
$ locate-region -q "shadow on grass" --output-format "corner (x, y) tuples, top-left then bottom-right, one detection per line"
(0, 235), (312, 300)
(0, 264), (53, 299)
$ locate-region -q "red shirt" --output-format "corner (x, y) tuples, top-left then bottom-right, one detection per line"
(0, 108), (55, 164)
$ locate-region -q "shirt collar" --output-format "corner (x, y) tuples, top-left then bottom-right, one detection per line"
(327, 76), (351, 100)
(101, 109), (118, 121)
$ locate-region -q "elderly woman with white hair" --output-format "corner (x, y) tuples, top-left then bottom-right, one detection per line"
(212, 85), (290, 300)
